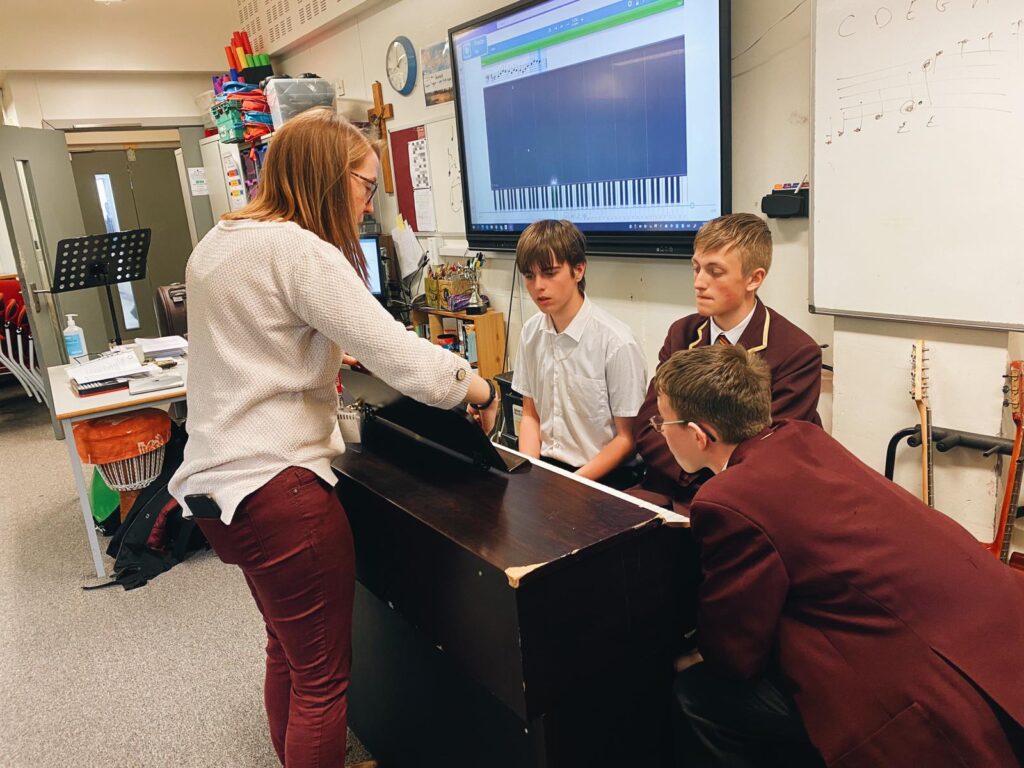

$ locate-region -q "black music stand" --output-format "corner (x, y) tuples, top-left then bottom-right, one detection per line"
(51, 229), (151, 346)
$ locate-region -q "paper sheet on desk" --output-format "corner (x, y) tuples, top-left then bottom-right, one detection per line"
(391, 224), (424, 278)
(67, 351), (158, 384)
(135, 335), (188, 355)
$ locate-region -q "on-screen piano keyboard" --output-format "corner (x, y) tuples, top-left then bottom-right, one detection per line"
(493, 175), (685, 212)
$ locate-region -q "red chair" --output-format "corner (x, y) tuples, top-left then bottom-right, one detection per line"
(14, 304), (46, 400)
(0, 292), (31, 398)
(1, 297), (41, 402)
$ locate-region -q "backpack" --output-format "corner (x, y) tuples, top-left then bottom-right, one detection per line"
(85, 421), (208, 591)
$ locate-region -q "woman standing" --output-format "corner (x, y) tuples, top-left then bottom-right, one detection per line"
(169, 107), (497, 767)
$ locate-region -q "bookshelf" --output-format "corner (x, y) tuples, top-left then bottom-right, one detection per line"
(410, 307), (506, 382)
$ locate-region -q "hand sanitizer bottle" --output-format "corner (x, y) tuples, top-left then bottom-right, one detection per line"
(63, 314), (88, 359)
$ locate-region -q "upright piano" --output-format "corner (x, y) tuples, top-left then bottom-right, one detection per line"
(332, 397), (698, 767)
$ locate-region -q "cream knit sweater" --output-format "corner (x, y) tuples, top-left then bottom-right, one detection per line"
(169, 220), (471, 523)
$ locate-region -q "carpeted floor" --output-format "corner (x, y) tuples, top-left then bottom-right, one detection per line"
(0, 379), (373, 767)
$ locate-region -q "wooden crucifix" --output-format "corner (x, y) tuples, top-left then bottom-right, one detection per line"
(368, 81), (395, 194)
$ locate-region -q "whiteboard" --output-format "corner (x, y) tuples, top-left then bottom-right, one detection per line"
(811, 0), (1024, 330)
(424, 117), (467, 236)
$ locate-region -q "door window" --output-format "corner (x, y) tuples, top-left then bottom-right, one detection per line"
(94, 173), (140, 330)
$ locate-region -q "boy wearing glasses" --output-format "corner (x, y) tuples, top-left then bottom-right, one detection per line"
(512, 220), (647, 489)
(633, 213), (822, 512)
(656, 344), (1024, 768)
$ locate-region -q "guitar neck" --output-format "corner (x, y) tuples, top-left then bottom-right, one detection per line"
(918, 401), (935, 507)
(998, 426), (1024, 562)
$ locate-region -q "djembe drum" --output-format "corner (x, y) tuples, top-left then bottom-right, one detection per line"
(73, 408), (172, 522)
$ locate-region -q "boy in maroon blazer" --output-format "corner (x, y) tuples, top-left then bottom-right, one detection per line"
(653, 344), (1024, 768)
(633, 213), (822, 512)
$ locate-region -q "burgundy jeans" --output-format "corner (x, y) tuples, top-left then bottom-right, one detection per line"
(196, 467), (355, 768)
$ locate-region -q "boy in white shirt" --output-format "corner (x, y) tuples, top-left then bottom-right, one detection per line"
(512, 220), (647, 489)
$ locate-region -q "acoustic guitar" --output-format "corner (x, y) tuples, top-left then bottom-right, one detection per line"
(990, 360), (1023, 562)
(910, 340), (935, 507)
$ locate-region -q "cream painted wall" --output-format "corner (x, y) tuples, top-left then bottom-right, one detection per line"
(273, 0), (1014, 544)
(833, 320), (1007, 541)
(1, 72), (216, 129)
(0, 201), (16, 276)
(0, 0), (237, 73)
(277, 0), (831, 352)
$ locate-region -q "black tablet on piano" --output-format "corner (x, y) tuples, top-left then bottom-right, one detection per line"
(341, 369), (528, 474)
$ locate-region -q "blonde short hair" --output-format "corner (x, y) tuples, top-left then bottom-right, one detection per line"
(693, 213), (772, 275)
(655, 345), (771, 444)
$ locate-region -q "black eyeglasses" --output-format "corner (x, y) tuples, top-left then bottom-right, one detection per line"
(351, 171), (378, 202)
(648, 415), (717, 442)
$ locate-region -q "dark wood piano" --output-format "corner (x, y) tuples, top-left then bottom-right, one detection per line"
(332, 401), (698, 767)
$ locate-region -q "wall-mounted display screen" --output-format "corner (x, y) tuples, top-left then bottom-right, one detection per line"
(449, 0), (730, 257)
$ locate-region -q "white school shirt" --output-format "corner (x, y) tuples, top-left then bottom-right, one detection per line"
(512, 297), (647, 468)
(168, 220), (471, 523)
(709, 303), (757, 345)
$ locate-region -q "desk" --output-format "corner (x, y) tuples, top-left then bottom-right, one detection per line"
(332, 428), (699, 767)
(48, 362), (187, 578)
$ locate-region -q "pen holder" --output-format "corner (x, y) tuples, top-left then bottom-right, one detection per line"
(337, 404), (365, 444)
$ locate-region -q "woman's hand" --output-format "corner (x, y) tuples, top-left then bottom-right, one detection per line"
(342, 354), (370, 374)
(468, 398), (499, 435)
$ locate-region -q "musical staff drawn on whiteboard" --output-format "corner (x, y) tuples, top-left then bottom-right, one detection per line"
(825, 29), (1015, 145)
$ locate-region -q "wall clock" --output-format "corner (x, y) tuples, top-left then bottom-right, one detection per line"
(386, 36), (417, 96)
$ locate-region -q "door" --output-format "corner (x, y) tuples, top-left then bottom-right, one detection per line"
(0, 125), (108, 432)
(71, 148), (193, 339)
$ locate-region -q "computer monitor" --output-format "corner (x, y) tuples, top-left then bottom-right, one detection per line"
(358, 236), (388, 300)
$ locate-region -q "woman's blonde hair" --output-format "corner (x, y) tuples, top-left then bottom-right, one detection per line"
(223, 107), (378, 283)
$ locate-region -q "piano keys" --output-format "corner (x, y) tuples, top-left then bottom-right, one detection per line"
(493, 175), (685, 212)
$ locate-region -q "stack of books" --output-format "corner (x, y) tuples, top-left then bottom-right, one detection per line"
(67, 351), (158, 398)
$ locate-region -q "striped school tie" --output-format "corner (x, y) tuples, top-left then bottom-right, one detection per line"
(715, 334), (731, 346)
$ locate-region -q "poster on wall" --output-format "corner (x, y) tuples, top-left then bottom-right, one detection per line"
(408, 138), (437, 232)
(187, 167), (209, 197)
(421, 41), (454, 107)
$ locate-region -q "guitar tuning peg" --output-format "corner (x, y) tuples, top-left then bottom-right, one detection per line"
(1005, 399), (1011, 407)
(1004, 385), (1011, 394)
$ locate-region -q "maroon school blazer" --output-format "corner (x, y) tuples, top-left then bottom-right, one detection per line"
(693, 421), (1024, 767)
(633, 300), (822, 511)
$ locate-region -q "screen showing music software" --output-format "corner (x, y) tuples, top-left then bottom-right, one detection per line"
(452, 0), (723, 235)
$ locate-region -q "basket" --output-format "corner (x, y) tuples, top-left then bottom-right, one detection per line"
(337, 405), (364, 444)
(96, 445), (167, 491)
(211, 100), (245, 143)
